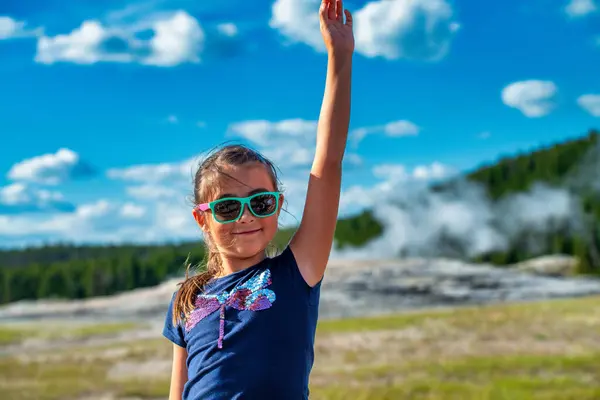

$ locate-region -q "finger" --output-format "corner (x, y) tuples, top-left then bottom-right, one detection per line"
(319, 0), (328, 22)
(344, 9), (353, 27)
(335, 0), (344, 22)
(328, 0), (336, 20)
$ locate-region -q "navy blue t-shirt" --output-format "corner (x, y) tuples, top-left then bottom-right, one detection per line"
(163, 245), (321, 400)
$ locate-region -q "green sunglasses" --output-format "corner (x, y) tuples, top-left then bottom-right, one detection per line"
(196, 191), (281, 224)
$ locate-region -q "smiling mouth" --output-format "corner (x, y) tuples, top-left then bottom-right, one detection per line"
(233, 229), (262, 235)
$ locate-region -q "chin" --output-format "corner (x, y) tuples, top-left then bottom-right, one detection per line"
(234, 243), (268, 259)
(228, 235), (264, 253)
(235, 234), (276, 256)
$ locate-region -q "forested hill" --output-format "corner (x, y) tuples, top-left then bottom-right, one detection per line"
(0, 130), (598, 304)
(331, 129), (599, 270)
(463, 129), (598, 200)
(455, 130), (599, 271)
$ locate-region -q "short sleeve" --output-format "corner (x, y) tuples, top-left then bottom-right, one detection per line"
(162, 292), (187, 348)
(278, 245), (322, 306)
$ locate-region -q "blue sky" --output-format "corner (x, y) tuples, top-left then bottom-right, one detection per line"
(1, 0), (599, 249)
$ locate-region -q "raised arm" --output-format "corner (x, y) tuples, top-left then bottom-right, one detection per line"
(290, 0), (354, 287)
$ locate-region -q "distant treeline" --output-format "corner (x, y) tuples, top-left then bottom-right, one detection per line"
(0, 212), (382, 304)
(0, 130), (598, 304)
(0, 243), (205, 304)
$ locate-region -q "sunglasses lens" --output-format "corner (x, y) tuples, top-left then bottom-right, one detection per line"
(250, 193), (277, 216)
(213, 199), (242, 222)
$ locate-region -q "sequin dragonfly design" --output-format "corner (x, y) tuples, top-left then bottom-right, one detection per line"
(184, 269), (276, 349)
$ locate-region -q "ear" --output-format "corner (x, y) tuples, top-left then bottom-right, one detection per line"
(192, 208), (210, 233)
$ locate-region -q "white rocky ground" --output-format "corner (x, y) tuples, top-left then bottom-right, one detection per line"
(1, 254), (599, 324)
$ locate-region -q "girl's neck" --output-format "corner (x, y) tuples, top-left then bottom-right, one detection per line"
(216, 250), (267, 278)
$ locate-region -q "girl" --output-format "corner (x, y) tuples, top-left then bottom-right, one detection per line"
(163, 0), (354, 398)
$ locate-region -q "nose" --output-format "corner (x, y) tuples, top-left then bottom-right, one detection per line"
(238, 203), (255, 222)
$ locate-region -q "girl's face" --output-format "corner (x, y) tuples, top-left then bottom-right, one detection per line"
(194, 163), (283, 260)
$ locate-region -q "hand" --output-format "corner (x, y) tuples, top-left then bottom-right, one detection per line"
(320, 0), (354, 58)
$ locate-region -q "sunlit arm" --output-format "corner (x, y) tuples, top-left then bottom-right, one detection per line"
(290, 54), (352, 287)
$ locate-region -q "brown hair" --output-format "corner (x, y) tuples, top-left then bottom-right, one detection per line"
(172, 143), (282, 326)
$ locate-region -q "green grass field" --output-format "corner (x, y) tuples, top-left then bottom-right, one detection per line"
(1, 296), (599, 399)
(0, 322), (140, 345)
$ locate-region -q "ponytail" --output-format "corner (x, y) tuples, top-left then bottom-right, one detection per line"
(172, 235), (222, 326)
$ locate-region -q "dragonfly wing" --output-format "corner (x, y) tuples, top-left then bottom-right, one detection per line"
(237, 269), (272, 291)
(185, 297), (220, 332)
(227, 288), (251, 311)
(246, 288), (276, 311)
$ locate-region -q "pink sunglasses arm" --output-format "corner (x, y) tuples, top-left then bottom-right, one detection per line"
(197, 203), (210, 211)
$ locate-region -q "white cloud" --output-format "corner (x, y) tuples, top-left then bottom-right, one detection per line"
(108, 158), (197, 234)
(1, 153), (328, 245)
(1, 183), (54, 205)
(0, 198), (197, 246)
(351, 128), (370, 145)
(222, 116), (365, 223)
(167, 115), (178, 123)
(344, 153), (364, 167)
(263, 146), (315, 167)
(126, 184), (181, 200)
(227, 119), (319, 168)
(372, 162), (451, 184)
(110, 160), (326, 236)
(384, 120), (420, 136)
(270, 0), (459, 61)
(154, 201), (197, 235)
(577, 94), (600, 116)
(36, 21), (134, 64)
(120, 202), (147, 218)
(0, 183), (74, 213)
(227, 118), (363, 172)
(412, 162), (449, 180)
(142, 11), (204, 66)
(107, 157), (197, 183)
(0, 16), (42, 40)
(372, 164), (408, 181)
(217, 23), (238, 37)
(351, 119), (420, 146)
(270, 0), (323, 51)
(565, 0), (597, 17)
(273, 175), (310, 227)
(354, 0), (459, 61)
(0, 157), (443, 247)
(7, 148), (95, 185)
(501, 80), (558, 117)
(228, 119), (317, 147)
(105, 1), (162, 24)
(35, 11), (204, 66)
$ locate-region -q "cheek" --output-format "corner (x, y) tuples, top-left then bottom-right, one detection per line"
(209, 222), (233, 243)
(261, 215), (279, 233)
